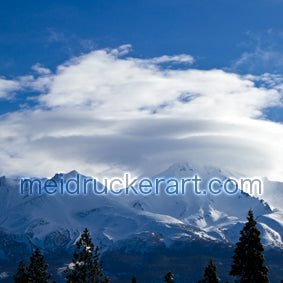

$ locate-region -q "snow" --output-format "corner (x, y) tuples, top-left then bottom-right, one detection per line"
(1, 162), (283, 256)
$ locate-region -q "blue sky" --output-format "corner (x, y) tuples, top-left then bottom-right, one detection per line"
(1, 0), (283, 114)
(1, 0), (283, 181)
(1, 0), (283, 76)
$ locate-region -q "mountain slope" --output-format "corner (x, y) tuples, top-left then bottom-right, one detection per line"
(0, 162), (283, 265)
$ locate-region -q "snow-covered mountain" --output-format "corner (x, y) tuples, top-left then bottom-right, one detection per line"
(0, 162), (283, 263)
(2, 162), (283, 281)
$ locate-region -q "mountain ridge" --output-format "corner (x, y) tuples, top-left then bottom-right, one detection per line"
(0, 162), (283, 263)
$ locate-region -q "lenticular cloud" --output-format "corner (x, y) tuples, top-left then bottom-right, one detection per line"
(0, 45), (283, 182)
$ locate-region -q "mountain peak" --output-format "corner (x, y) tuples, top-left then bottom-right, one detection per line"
(52, 170), (81, 180)
(158, 161), (237, 180)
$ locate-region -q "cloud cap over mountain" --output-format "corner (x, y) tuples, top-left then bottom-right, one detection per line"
(0, 46), (283, 181)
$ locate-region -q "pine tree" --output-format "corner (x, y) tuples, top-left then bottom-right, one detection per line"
(132, 276), (137, 283)
(230, 209), (269, 283)
(64, 227), (110, 283)
(14, 261), (29, 283)
(14, 249), (52, 283)
(164, 271), (175, 283)
(27, 248), (51, 283)
(198, 259), (220, 283)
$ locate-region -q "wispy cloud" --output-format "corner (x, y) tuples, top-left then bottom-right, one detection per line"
(231, 30), (283, 73)
(0, 77), (20, 99)
(232, 48), (283, 72)
(46, 29), (67, 44)
(139, 54), (194, 65)
(31, 63), (51, 75)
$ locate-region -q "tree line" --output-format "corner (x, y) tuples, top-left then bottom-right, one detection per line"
(13, 210), (270, 282)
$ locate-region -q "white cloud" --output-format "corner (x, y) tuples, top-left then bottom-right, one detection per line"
(232, 48), (283, 72)
(0, 46), (283, 184)
(135, 54), (194, 65)
(231, 30), (283, 73)
(31, 63), (51, 75)
(0, 78), (20, 99)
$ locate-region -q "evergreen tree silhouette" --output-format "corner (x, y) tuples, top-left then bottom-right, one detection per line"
(230, 209), (269, 283)
(164, 271), (175, 283)
(28, 248), (51, 283)
(64, 228), (110, 282)
(198, 259), (220, 283)
(14, 261), (29, 283)
(132, 276), (137, 283)
(14, 249), (52, 283)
